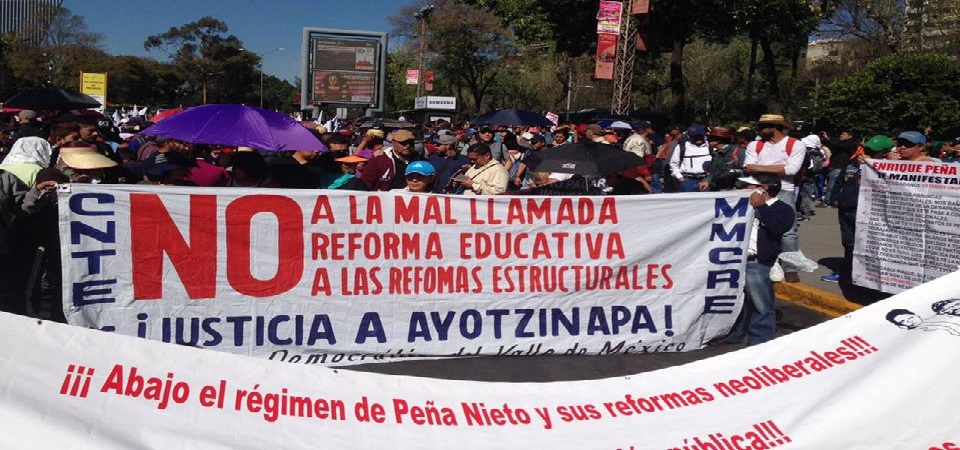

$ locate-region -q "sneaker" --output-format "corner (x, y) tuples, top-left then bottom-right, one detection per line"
(820, 273), (841, 282)
(816, 202), (829, 208)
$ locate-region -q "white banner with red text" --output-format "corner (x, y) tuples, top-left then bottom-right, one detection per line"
(59, 186), (753, 364)
(5, 270), (960, 448)
(855, 160), (960, 293)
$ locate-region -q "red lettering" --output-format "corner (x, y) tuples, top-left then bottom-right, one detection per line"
(131, 194), (217, 299)
(226, 195), (304, 297)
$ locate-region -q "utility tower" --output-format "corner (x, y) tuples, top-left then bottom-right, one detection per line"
(610, 1), (638, 116)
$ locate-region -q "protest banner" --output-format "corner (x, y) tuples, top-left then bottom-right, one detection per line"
(595, 34), (617, 80)
(59, 186), (752, 365)
(4, 269), (960, 448)
(854, 160), (960, 293)
(597, 1), (623, 35)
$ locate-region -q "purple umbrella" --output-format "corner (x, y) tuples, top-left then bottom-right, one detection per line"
(143, 104), (326, 151)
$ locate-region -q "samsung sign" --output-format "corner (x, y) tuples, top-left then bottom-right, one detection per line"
(415, 96), (457, 110)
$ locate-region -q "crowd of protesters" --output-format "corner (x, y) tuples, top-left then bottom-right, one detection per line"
(1, 107), (958, 346)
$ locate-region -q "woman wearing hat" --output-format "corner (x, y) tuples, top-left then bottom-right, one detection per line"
(329, 155), (369, 191)
(56, 141), (118, 184)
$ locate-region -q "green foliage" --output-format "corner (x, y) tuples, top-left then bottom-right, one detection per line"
(143, 16), (261, 105)
(813, 53), (960, 135)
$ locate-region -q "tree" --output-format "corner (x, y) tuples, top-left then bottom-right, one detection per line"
(0, 6), (106, 93)
(812, 53), (960, 135)
(143, 17), (259, 105)
(390, 1), (515, 114)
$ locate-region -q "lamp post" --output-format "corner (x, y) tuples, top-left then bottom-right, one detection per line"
(413, 5), (435, 99)
(244, 47), (284, 108)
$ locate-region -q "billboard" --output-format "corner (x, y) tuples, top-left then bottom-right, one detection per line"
(302, 29), (387, 110)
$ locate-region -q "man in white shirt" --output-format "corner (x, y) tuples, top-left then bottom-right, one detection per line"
(622, 121), (653, 158)
(458, 143), (509, 195)
(669, 125), (712, 192)
(743, 114), (806, 282)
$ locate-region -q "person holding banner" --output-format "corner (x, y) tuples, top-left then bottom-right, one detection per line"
(888, 131), (938, 162)
(821, 135), (894, 284)
(718, 173), (795, 346)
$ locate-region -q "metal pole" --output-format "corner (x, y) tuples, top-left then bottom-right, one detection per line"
(565, 64), (572, 123)
(416, 16), (426, 98)
(260, 65), (264, 108)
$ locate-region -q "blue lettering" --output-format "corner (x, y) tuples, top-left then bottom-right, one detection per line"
(355, 312), (386, 344)
(70, 250), (116, 275)
(459, 309), (482, 339)
(71, 279), (117, 307)
(707, 269), (740, 289)
(70, 221), (116, 245)
(709, 247), (743, 264)
(704, 295), (738, 314)
(407, 311), (431, 342)
(69, 193), (115, 216)
(268, 315), (292, 345)
(710, 223), (747, 242)
(714, 197), (749, 218)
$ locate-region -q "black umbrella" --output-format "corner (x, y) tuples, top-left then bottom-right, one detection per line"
(473, 109), (554, 127)
(3, 87), (101, 110)
(526, 141), (646, 177)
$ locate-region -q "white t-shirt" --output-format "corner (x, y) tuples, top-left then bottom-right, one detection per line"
(743, 137), (806, 191)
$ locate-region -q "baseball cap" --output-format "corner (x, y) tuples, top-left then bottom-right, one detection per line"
(17, 110), (37, 120)
(435, 129), (456, 145)
(897, 131), (926, 145)
(863, 135), (894, 153)
(405, 161), (436, 176)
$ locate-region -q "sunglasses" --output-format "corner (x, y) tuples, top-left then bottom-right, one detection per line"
(396, 140), (416, 146)
(405, 173), (431, 181)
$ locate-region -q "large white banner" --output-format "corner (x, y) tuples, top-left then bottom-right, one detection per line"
(59, 186), (753, 364)
(855, 160), (960, 293)
(4, 271), (960, 448)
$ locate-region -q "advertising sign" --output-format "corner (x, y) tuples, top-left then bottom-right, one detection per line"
(302, 29), (387, 109)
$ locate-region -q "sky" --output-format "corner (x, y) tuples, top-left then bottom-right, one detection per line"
(64, 0), (403, 82)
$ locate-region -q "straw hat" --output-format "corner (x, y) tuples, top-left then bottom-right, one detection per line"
(59, 146), (118, 170)
(756, 114), (794, 130)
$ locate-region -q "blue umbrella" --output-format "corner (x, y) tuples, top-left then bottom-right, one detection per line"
(472, 109), (554, 127)
(143, 104), (326, 151)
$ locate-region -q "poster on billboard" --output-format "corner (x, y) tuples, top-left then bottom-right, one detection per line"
(595, 34), (617, 79)
(312, 71), (377, 104)
(302, 29), (387, 109)
(597, 1), (623, 35)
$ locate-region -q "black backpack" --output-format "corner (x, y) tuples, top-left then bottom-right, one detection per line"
(803, 147), (826, 175)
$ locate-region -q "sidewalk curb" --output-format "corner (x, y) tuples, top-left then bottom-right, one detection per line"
(776, 282), (863, 318)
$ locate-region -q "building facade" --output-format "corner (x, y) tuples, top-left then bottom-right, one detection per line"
(0, 0), (62, 45)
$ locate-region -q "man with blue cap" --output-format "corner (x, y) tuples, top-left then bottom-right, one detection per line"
(393, 161), (437, 193)
(889, 131), (936, 162)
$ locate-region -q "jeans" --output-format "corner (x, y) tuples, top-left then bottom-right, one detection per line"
(775, 189), (799, 271)
(823, 168), (842, 204)
(725, 262), (776, 345)
(797, 178), (817, 218)
(677, 177), (703, 192)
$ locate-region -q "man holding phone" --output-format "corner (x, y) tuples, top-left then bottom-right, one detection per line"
(717, 173), (795, 346)
(457, 143), (509, 195)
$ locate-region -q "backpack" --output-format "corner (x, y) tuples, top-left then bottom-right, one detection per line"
(802, 147), (827, 175)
